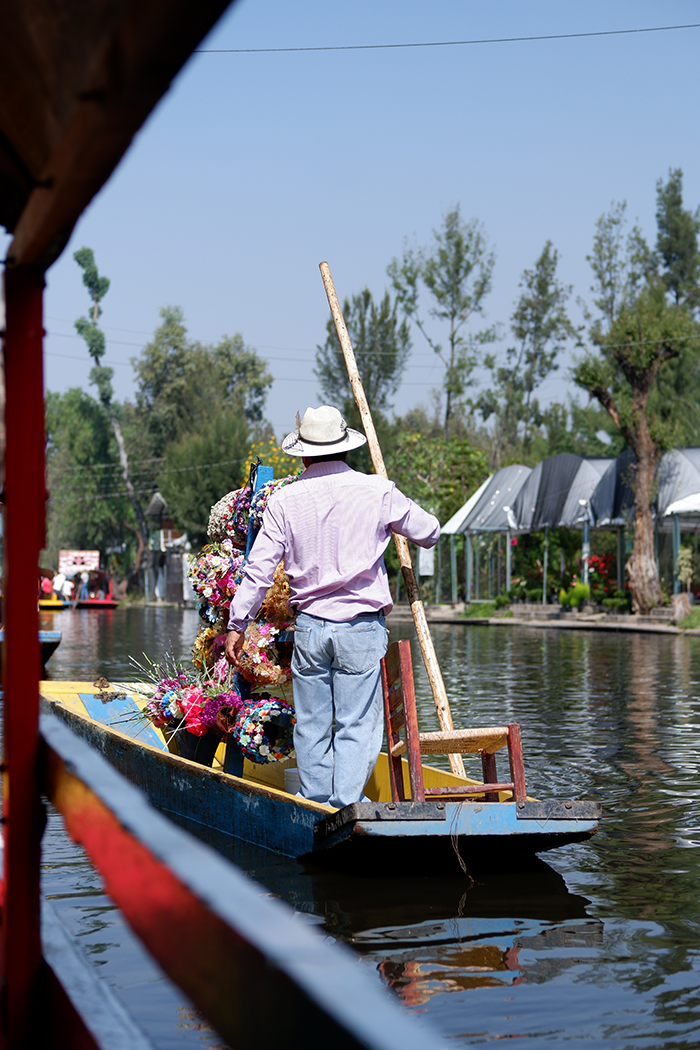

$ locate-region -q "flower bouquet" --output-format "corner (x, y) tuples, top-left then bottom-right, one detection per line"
(131, 652), (295, 764)
(232, 695), (295, 763)
(238, 561), (294, 687)
(187, 539), (245, 609)
(207, 486), (252, 546)
(133, 653), (244, 742)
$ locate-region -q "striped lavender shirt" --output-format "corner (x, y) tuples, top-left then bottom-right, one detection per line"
(227, 461), (440, 630)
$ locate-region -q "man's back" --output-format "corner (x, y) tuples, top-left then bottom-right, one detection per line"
(264, 460), (439, 621)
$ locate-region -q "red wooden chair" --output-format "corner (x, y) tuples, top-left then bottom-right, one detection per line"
(381, 639), (527, 804)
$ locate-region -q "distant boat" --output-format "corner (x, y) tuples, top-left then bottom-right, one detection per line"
(73, 579), (119, 608)
(73, 596), (119, 609)
(1, 630), (61, 668)
(39, 592), (69, 610)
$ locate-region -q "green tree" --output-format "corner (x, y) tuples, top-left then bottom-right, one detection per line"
(132, 306), (272, 457)
(531, 399), (624, 460)
(387, 432), (488, 523)
(73, 248), (151, 559)
(476, 242), (576, 464)
(656, 168), (700, 308)
(653, 170), (700, 444)
(315, 287), (410, 419)
(389, 206), (495, 436)
(574, 202), (696, 613)
(157, 410), (252, 547)
(44, 389), (136, 565)
(129, 307), (273, 536)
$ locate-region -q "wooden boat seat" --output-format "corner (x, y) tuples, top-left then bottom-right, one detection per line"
(381, 639), (526, 804)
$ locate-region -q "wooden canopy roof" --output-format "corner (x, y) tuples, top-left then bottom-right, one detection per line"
(1, 0), (234, 271)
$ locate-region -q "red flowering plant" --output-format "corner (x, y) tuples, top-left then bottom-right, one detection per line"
(130, 652), (244, 743)
(588, 553), (615, 601)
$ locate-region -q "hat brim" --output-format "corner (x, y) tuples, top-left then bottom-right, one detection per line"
(281, 426), (367, 457)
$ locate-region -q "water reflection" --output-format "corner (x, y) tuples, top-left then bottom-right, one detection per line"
(38, 609), (700, 1047)
(170, 812), (602, 1010)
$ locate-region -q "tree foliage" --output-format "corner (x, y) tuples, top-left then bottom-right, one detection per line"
(157, 409), (252, 547)
(574, 195), (699, 613)
(132, 306), (272, 458)
(476, 241), (576, 463)
(656, 168), (700, 309)
(315, 287), (410, 419)
(389, 206), (495, 435)
(73, 248), (151, 560)
(44, 389), (134, 564)
(387, 431), (488, 523)
(73, 246), (114, 406)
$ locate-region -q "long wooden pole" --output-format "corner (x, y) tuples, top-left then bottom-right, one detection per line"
(319, 262), (466, 778)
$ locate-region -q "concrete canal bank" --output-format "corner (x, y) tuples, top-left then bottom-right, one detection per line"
(388, 603), (700, 636)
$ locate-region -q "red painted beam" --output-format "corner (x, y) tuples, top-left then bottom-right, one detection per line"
(1, 265), (46, 1049)
(40, 712), (437, 1050)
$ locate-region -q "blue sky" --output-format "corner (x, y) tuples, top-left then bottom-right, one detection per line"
(12, 0), (700, 437)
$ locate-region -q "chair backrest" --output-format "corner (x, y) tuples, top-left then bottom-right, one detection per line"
(381, 640), (425, 802)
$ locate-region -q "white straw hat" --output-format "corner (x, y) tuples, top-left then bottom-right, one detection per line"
(282, 405), (367, 457)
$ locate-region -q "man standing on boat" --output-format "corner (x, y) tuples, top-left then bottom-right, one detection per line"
(225, 405), (440, 809)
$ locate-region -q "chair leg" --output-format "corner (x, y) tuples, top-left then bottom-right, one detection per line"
(398, 641), (425, 802)
(381, 654), (405, 802)
(480, 751), (500, 802)
(507, 723), (526, 802)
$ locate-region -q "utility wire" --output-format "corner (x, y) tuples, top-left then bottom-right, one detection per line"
(49, 456), (246, 484)
(48, 456), (248, 503)
(195, 22), (700, 55)
(45, 326), (700, 360)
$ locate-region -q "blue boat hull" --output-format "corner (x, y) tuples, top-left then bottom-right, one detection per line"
(40, 695), (600, 872)
(0, 629), (61, 667)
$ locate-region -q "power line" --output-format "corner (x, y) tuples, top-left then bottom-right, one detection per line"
(49, 456), (246, 483)
(47, 330), (143, 349)
(50, 456), (165, 475)
(45, 323), (700, 361)
(48, 456), (248, 502)
(195, 22), (700, 55)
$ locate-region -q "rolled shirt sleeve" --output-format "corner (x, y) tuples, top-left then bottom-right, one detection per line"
(386, 484), (440, 548)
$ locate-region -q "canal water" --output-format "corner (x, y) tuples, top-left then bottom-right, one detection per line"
(38, 606), (700, 1048)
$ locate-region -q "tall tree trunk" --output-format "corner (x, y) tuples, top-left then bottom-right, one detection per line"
(109, 414), (149, 546)
(626, 428), (663, 615)
(110, 413), (152, 594)
(122, 520), (147, 594)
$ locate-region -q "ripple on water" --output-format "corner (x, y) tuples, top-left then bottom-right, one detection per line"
(35, 609), (700, 1047)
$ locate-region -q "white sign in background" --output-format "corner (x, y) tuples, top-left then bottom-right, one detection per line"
(418, 544), (435, 577)
(58, 549), (100, 574)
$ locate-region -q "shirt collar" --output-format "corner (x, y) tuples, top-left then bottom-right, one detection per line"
(301, 460), (353, 479)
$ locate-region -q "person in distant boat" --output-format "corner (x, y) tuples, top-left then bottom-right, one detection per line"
(78, 570), (89, 601)
(225, 405), (439, 809)
(52, 571), (66, 598)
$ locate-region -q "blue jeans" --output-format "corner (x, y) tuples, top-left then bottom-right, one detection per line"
(291, 612), (389, 809)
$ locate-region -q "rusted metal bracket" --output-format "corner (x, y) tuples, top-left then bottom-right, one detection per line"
(314, 801), (447, 840)
(515, 800), (601, 821)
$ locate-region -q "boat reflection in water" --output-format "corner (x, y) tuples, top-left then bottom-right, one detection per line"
(364, 870), (602, 1005)
(172, 815), (603, 1004)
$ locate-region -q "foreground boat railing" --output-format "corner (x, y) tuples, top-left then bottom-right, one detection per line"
(39, 711), (438, 1050)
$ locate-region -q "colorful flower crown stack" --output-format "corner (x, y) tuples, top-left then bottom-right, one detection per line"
(135, 466), (302, 763)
